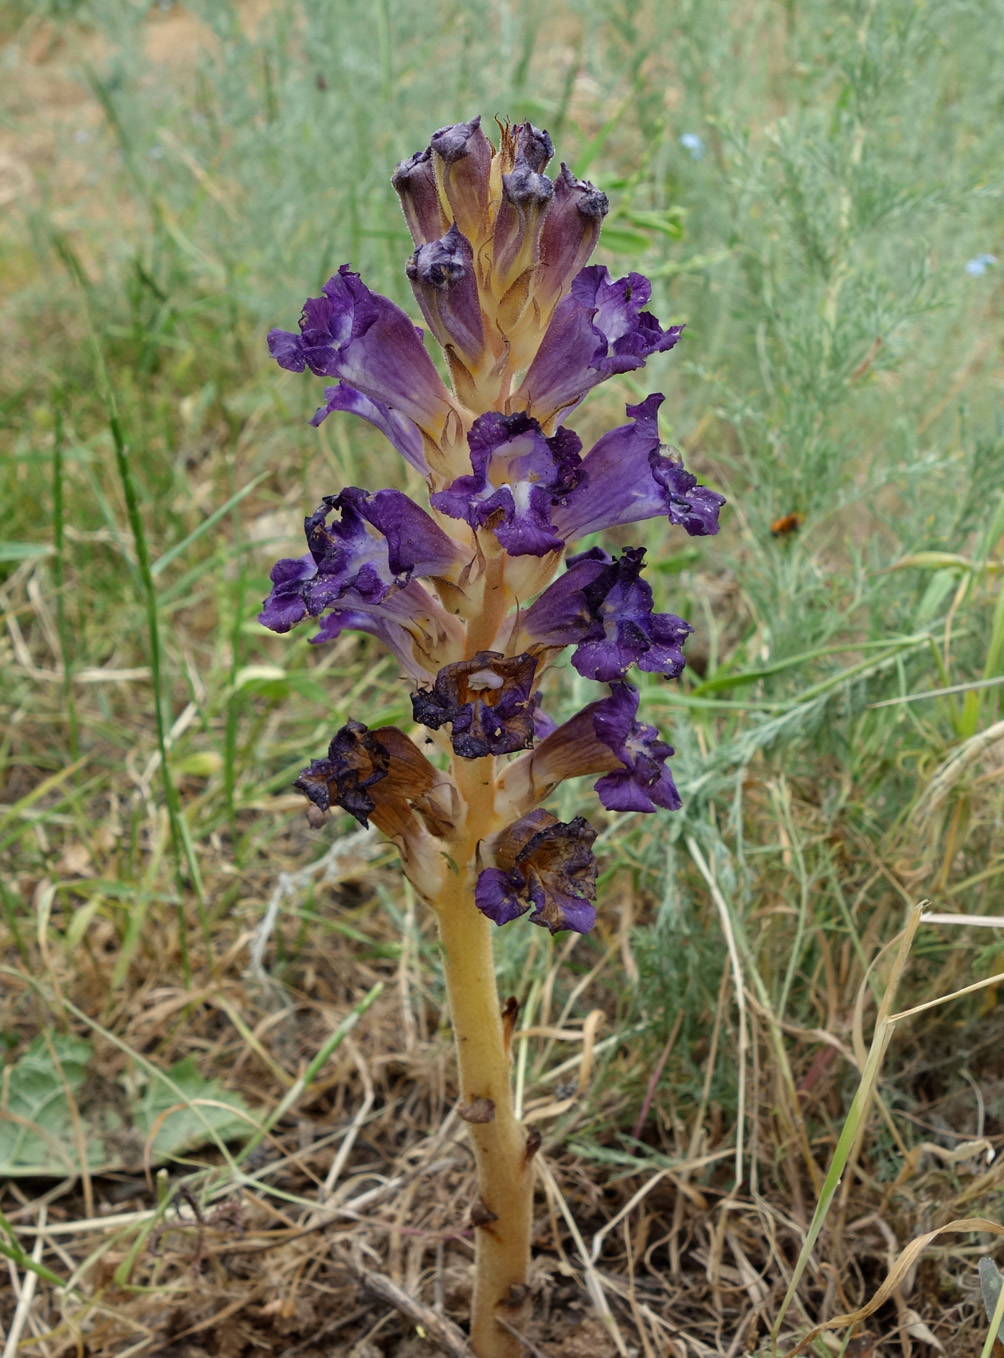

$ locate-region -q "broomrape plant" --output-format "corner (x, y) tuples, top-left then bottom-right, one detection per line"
(262, 115), (724, 1358)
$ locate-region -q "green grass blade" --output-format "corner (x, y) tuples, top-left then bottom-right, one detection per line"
(52, 401), (80, 762)
(770, 905), (924, 1342)
(150, 472), (269, 578)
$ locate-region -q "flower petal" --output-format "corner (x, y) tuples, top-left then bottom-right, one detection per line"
(310, 582), (465, 685)
(518, 548), (611, 647)
(552, 395), (725, 541)
(515, 267), (682, 425)
(572, 546), (691, 681)
(475, 867), (531, 925)
(309, 382), (429, 475)
(268, 265), (456, 438)
(591, 684), (680, 813)
(258, 554), (317, 633)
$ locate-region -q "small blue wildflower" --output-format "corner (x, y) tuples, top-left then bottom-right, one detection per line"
(679, 132), (704, 160)
(965, 253), (997, 276)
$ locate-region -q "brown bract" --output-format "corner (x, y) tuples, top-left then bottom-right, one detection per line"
(295, 721), (458, 896)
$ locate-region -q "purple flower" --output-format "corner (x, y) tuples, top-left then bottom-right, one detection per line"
(295, 720), (454, 838)
(392, 147), (450, 248)
(267, 265), (457, 439)
(296, 721), (457, 898)
(521, 546), (691, 680)
(307, 383), (429, 476)
(412, 651), (538, 757)
(516, 547), (610, 645)
(431, 411), (583, 556)
(497, 683), (680, 816)
(310, 584), (465, 685)
(492, 125), (556, 292)
(296, 720), (390, 827)
(475, 809), (597, 934)
(407, 224), (487, 373)
(515, 267), (683, 425)
(552, 395), (725, 541)
(590, 685), (681, 813)
(535, 165), (609, 313)
(571, 547), (691, 681)
(259, 488), (466, 633)
(428, 116), (494, 244)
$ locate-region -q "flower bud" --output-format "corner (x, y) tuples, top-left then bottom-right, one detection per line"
(392, 148), (450, 247)
(492, 156), (555, 294)
(406, 224), (487, 372)
(513, 122), (553, 173)
(429, 116), (494, 244)
(535, 164), (609, 312)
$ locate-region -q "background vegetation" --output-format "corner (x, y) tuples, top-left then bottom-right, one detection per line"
(2, 0), (1003, 1353)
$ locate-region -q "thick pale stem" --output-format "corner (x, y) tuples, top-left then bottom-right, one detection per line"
(466, 549), (510, 654)
(434, 756), (534, 1358)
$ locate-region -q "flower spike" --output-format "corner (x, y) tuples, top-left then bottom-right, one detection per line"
(265, 114), (725, 1354)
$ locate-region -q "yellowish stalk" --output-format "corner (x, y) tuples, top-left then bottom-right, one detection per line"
(433, 755), (534, 1358)
(466, 549), (510, 654)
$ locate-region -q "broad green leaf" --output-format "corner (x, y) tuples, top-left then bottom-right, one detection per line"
(0, 1035), (101, 1176)
(0, 1037), (250, 1176)
(131, 1056), (251, 1159)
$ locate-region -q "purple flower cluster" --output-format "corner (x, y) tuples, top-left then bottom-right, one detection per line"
(263, 115), (724, 933)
